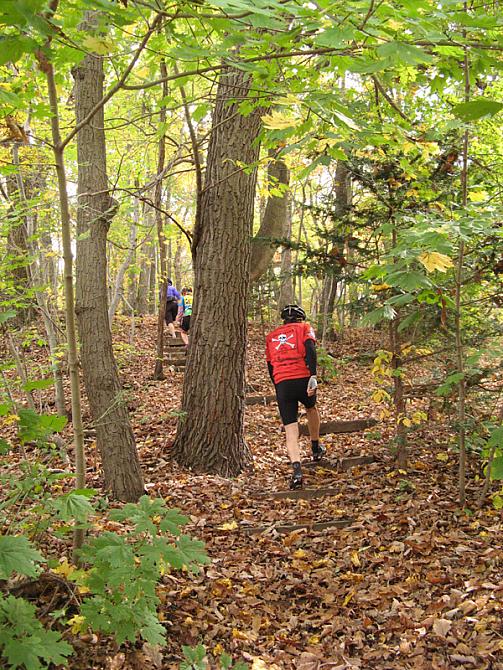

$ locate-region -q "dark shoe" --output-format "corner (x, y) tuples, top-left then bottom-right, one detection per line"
(312, 445), (326, 462)
(290, 470), (303, 489)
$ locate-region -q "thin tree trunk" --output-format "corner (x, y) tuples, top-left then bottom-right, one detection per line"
(457, 12), (470, 507)
(174, 239), (183, 289)
(73, 13), (143, 501)
(108, 191), (139, 324)
(250, 154), (289, 282)
(148, 234), (156, 313)
(389, 315), (407, 468)
(153, 60), (168, 380)
(278, 191), (294, 308)
(11, 152), (67, 416)
(5, 147), (34, 327)
(172, 66), (262, 475)
(136, 214), (152, 316)
(38, 49), (87, 552)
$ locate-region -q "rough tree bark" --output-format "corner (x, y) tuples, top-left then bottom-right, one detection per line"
(250, 154), (289, 282)
(73, 16), (144, 501)
(172, 66), (263, 475)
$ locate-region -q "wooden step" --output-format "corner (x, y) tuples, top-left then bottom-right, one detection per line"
(246, 394), (276, 406)
(303, 454), (375, 471)
(253, 486), (340, 501)
(299, 418), (377, 436)
(166, 339), (185, 347)
(241, 517), (354, 535)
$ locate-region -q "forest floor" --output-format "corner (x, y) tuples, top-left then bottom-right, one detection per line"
(3, 316), (503, 670)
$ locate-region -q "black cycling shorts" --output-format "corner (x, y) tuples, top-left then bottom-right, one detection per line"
(165, 300), (178, 325)
(275, 376), (316, 426)
(181, 315), (191, 332)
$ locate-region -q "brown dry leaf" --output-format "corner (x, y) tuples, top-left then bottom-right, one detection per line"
(141, 643), (163, 669)
(432, 618), (452, 638)
(296, 652), (321, 670)
(107, 653), (125, 670)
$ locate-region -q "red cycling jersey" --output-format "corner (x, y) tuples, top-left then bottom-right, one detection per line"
(265, 321), (316, 384)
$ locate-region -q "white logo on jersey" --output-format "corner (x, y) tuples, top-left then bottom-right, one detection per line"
(272, 333), (295, 350)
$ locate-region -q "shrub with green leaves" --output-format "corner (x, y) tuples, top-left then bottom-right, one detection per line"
(77, 496), (209, 646)
(0, 535), (73, 670)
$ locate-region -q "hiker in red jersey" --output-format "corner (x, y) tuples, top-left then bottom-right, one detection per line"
(265, 305), (325, 489)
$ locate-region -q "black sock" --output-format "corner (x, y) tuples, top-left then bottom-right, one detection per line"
(292, 461), (302, 473)
(311, 440), (320, 453)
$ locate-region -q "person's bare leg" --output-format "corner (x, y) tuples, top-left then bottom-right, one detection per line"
(167, 321), (176, 338)
(285, 422), (301, 463)
(306, 406), (320, 441)
(180, 330), (189, 345)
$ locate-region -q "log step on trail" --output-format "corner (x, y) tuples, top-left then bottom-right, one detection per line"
(254, 486), (340, 501)
(299, 418), (377, 436)
(245, 394), (277, 406)
(166, 341), (186, 348)
(303, 454), (376, 471)
(242, 518), (354, 535)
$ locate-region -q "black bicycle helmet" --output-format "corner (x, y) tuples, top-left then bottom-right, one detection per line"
(281, 304), (306, 322)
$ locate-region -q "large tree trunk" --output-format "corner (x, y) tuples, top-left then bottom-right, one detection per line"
(172, 67), (262, 475)
(73, 16), (144, 501)
(250, 154), (289, 282)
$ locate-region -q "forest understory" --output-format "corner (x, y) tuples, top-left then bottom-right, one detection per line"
(2, 317), (502, 670)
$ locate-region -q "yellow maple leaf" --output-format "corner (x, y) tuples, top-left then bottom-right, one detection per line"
(261, 111), (299, 130)
(350, 551), (361, 567)
(232, 628), (248, 640)
(213, 643), (224, 656)
(219, 520), (238, 531)
(418, 251), (453, 273)
(82, 35), (114, 55)
(276, 93), (299, 106)
(52, 559), (75, 579)
(342, 589), (355, 606)
(292, 549), (307, 559)
(67, 614), (86, 634)
(371, 283), (391, 292)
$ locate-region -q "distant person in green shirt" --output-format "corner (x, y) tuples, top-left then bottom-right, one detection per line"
(178, 287), (193, 347)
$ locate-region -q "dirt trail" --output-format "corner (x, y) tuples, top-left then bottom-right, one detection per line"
(80, 317), (501, 670)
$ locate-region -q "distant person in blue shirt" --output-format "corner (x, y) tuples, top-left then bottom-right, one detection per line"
(178, 287), (193, 347)
(165, 279), (182, 338)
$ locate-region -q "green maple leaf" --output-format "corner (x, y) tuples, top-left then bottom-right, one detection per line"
(0, 536), (44, 579)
